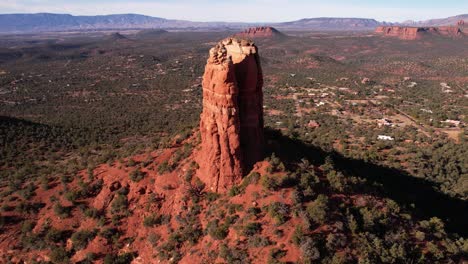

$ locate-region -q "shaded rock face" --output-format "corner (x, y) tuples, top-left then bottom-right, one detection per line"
(235, 26), (283, 38)
(199, 38), (264, 192)
(375, 26), (464, 40)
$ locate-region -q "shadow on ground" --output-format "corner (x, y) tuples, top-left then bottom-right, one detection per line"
(265, 128), (468, 236)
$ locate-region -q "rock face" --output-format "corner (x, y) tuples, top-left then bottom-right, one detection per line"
(458, 20), (465, 26)
(234, 26), (284, 38)
(199, 38), (264, 192)
(375, 26), (464, 40)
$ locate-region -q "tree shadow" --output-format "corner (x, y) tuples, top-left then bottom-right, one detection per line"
(264, 128), (468, 236)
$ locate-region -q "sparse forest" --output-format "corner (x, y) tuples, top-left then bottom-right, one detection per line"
(0, 29), (467, 263)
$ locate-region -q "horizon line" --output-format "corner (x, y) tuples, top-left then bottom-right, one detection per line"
(0, 12), (466, 24)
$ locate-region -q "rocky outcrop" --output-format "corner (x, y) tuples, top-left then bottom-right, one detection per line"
(458, 20), (465, 26)
(375, 26), (464, 40)
(234, 26), (284, 38)
(198, 38), (264, 192)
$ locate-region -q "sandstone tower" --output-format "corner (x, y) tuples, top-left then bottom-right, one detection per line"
(199, 38), (264, 192)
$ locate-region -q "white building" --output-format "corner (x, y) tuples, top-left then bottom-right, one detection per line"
(377, 135), (394, 141)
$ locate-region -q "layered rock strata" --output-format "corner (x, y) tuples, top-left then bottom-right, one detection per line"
(199, 38), (264, 192)
(375, 26), (464, 40)
(234, 26), (283, 38)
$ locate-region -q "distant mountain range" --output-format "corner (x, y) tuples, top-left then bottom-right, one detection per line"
(401, 14), (468, 27)
(0, 13), (466, 33)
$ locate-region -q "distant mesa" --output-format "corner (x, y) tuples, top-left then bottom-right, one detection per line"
(234, 26), (285, 39)
(375, 25), (465, 40)
(198, 37), (264, 192)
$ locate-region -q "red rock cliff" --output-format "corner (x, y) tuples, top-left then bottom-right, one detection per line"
(375, 26), (464, 40)
(198, 38), (264, 192)
(235, 26), (283, 38)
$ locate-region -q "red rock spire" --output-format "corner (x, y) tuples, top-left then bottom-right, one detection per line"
(198, 38), (264, 192)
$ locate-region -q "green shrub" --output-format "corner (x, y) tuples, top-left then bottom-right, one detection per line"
(241, 172), (261, 188)
(143, 214), (163, 227)
(46, 228), (71, 243)
(228, 185), (243, 197)
(157, 161), (171, 174)
(291, 225), (304, 246)
(306, 194), (328, 225)
(50, 246), (70, 263)
(266, 202), (290, 225)
(83, 207), (100, 219)
(248, 235), (272, 247)
(268, 248), (287, 264)
(54, 203), (72, 218)
(243, 222), (262, 237)
(71, 230), (96, 250)
(129, 169), (147, 182)
(260, 175), (279, 191)
(326, 170), (346, 192)
(207, 219), (229, 240)
(111, 194), (128, 215)
(103, 252), (136, 264)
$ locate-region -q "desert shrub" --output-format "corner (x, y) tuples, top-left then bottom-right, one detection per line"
(100, 228), (122, 245)
(71, 230), (96, 250)
(326, 170), (347, 192)
(291, 225), (305, 246)
(243, 222), (262, 237)
(260, 175), (280, 191)
(241, 172), (261, 187)
(45, 228), (71, 243)
(83, 207), (100, 219)
(299, 171), (319, 190)
(111, 194), (128, 215)
(266, 202), (290, 225)
(306, 194), (328, 225)
(219, 243), (249, 264)
(187, 177), (206, 203)
(419, 217), (446, 239)
(54, 203), (72, 218)
(300, 238), (320, 262)
(20, 220), (35, 233)
(129, 169), (147, 182)
(50, 246), (70, 263)
(103, 252), (136, 264)
(207, 219), (229, 240)
(228, 185), (243, 197)
(19, 183), (36, 200)
(268, 248), (287, 264)
(325, 233), (347, 251)
(248, 235), (272, 247)
(205, 192), (220, 202)
(157, 161), (171, 174)
(148, 232), (161, 247)
(266, 153), (286, 173)
(143, 214), (163, 227)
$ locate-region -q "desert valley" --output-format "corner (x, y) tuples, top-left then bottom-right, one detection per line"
(0, 10), (467, 264)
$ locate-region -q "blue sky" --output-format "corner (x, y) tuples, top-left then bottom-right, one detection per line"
(0, 0), (466, 22)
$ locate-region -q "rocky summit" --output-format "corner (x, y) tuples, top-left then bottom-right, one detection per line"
(198, 38), (264, 193)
